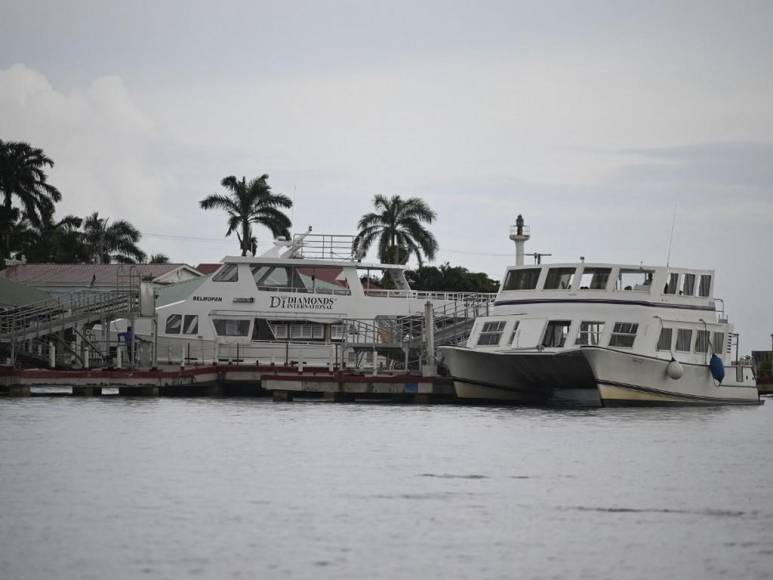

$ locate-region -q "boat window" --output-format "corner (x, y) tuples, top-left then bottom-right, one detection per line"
(695, 330), (710, 353)
(251, 265), (292, 289)
(508, 321), (521, 345)
(502, 268), (541, 291)
(182, 315), (198, 335)
(616, 269), (654, 292)
(272, 323), (288, 339)
(213, 319), (251, 337)
(289, 323), (325, 340)
(542, 320), (571, 348)
(657, 327), (673, 351)
(576, 321), (605, 346)
(212, 264), (239, 282)
(698, 275), (712, 297)
(331, 324), (347, 341)
(681, 274), (695, 296)
(296, 267), (351, 295)
(477, 321), (506, 346)
(712, 332), (725, 354)
(675, 329), (692, 352)
(165, 314), (182, 334)
(252, 319), (276, 340)
(544, 268), (576, 290)
(664, 273), (679, 295)
(609, 322), (638, 347)
(579, 267), (611, 290)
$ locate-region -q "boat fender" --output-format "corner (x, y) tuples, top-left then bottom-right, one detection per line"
(666, 358), (683, 380)
(709, 354), (725, 383)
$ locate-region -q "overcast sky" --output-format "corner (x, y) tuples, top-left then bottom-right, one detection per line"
(1, 0), (772, 350)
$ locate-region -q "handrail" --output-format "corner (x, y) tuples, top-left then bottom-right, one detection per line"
(0, 287), (139, 343)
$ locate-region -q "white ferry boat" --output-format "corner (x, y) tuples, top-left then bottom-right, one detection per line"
(128, 231), (491, 367)
(439, 220), (759, 406)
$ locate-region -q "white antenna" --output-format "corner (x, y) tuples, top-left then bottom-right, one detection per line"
(666, 204), (677, 268)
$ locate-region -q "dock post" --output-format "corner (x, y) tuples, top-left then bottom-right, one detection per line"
(421, 301), (436, 377)
(48, 341), (56, 368)
(116, 347), (122, 369)
(84, 349), (90, 369)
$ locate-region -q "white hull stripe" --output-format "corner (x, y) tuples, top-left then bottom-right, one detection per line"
(598, 379), (759, 405)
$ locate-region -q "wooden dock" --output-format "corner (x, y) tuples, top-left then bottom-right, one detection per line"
(0, 364), (455, 402)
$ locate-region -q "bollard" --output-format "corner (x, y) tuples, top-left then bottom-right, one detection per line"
(49, 342), (56, 368)
(84, 349), (90, 369)
(116, 347), (122, 369)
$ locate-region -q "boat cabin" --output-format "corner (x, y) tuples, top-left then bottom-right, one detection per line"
(498, 263), (715, 302)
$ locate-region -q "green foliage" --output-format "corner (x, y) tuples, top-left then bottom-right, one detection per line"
(406, 263), (499, 293)
(82, 212), (146, 264)
(353, 195), (438, 265)
(0, 140), (62, 259)
(148, 253), (170, 264)
(200, 174), (292, 256)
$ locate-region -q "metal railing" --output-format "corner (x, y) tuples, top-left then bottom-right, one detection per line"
(291, 233), (358, 261)
(0, 282), (141, 367)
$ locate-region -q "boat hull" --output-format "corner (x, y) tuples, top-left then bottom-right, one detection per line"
(581, 347), (760, 406)
(438, 346), (600, 406)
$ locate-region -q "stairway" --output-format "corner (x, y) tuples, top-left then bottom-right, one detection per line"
(0, 289), (138, 354)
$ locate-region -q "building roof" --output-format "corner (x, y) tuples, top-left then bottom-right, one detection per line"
(195, 263), (222, 275)
(0, 277), (53, 307)
(0, 263), (201, 286)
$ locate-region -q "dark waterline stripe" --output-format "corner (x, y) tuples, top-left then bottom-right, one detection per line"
(493, 298), (715, 312)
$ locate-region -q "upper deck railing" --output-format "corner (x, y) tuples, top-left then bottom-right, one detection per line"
(291, 233), (358, 261)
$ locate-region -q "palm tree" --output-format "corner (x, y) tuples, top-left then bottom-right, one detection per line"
(82, 212), (146, 264)
(353, 195), (438, 265)
(0, 140), (62, 258)
(148, 253), (170, 264)
(17, 207), (87, 263)
(199, 174), (292, 256)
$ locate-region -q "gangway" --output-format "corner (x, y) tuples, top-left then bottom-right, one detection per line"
(344, 293), (493, 370)
(0, 288), (139, 365)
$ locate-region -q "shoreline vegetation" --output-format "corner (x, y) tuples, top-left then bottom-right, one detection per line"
(0, 139), (498, 292)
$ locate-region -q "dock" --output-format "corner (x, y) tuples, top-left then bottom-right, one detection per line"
(0, 364), (454, 402)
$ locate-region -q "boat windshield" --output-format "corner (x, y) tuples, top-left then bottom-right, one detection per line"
(503, 268), (541, 291)
(250, 264), (351, 295)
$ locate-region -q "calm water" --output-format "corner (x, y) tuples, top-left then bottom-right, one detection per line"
(1, 397), (772, 580)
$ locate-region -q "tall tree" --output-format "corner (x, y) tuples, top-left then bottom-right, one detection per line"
(82, 212), (146, 264)
(353, 195), (438, 265)
(17, 207), (87, 263)
(148, 253), (170, 264)
(199, 174), (292, 256)
(0, 140), (62, 259)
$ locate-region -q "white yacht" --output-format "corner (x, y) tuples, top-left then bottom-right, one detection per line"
(127, 231), (491, 367)
(439, 218), (759, 406)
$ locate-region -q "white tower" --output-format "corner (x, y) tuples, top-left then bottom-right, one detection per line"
(509, 214), (530, 266)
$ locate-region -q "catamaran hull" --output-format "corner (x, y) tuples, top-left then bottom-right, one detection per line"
(581, 347), (760, 406)
(438, 346), (600, 406)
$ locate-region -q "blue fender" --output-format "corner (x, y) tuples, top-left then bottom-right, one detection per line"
(709, 354), (725, 383)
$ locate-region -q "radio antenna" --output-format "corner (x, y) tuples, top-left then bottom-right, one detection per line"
(666, 204), (677, 268)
